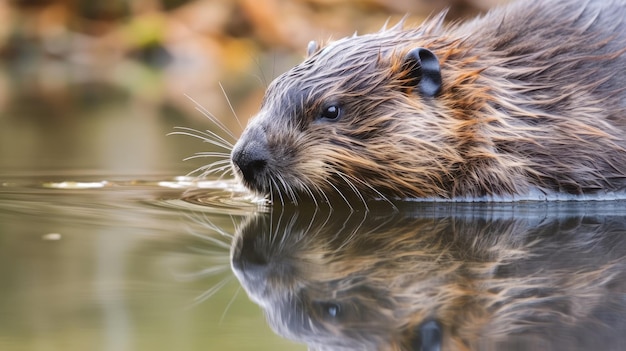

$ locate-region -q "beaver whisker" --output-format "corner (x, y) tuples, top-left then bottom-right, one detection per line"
(268, 178), (275, 206)
(186, 164), (214, 178)
(220, 169), (235, 180)
(219, 82), (244, 132)
(286, 185), (299, 206)
(271, 177), (286, 207)
(335, 171), (399, 212)
(215, 161), (235, 174)
(169, 126), (234, 150)
(192, 158), (232, 170)
(315, 183), (333, 212)
(190, 162), (234, 180)
(277, 173), (299, 206)
(323, 178), (355, 213)
(184, 152), (231, 161)
(354, 179), (394, 206)
(334, 171), (369, 212)
(273, 174), (290, 204)
(186, 159), (232, 179)
(199, 163), (234, 180)
(251, 56), (270, 88)
(300, 181), (319, 208)
(185, 94), (238, 142)
(289, 181), (304, 206)
(171, 127), (234, 152)
(171, 124), (237, 182)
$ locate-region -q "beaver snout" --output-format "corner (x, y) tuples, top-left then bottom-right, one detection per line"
(231, 132), (270, 188)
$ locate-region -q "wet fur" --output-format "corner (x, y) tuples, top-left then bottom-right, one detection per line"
(231, 204), (626, 350)
(232, 0), (626, 200)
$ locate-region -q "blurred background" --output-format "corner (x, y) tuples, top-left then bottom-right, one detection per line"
(0, 0), (507, 179)
(0, 1), (514, 351)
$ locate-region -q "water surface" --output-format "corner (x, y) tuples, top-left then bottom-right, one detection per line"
(2, 63), (626, 351)
(0, 177), (305, 351)
(231, 201), (626, 351)
(0, 73), (305, 350)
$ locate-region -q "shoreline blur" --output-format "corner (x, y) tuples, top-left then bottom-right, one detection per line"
(0, 0), (507, 178)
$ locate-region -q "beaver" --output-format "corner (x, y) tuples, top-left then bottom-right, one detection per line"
(230, 204), (626, 350)
(229, 0), (626, 203)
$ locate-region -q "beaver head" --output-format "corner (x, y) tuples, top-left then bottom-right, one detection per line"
(229, 0), (626, 203)
(229, 20), (463, 203)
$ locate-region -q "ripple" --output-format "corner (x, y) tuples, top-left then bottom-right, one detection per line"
(177, 179), (268, 215)
(1, 175), (266, 216)
(43, 180), (110, 189)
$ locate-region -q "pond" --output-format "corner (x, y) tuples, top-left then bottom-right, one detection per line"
(0, 61), (305, 351)
(2, 62), (626, 351)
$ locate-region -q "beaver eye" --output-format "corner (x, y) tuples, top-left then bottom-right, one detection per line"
(319, 105), (341, 121)
(313, 301), (342, 320)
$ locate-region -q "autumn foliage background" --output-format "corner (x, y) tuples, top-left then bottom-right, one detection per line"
(0, 0), (506, 176)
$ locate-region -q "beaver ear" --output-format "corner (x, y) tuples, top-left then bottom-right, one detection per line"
(404, 47), (442, 97)
(410, 320), (442, 351)
(307, 41), (319, 57)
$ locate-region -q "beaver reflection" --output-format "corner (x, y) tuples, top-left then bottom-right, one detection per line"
(231, 204), (626, 351)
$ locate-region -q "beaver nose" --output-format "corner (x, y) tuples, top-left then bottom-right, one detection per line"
(232, 138), (270, 183)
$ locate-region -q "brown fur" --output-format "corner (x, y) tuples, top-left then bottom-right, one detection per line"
(231, 204), (626, 350)
(231, 0), (626, 201)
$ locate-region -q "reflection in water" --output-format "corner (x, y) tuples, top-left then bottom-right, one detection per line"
(0, 178), (307, 351)
(231, 203), (626, 351)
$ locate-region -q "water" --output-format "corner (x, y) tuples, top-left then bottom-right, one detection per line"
(0, 176), (309, 351)
(230, 202), (626, 351)
(0, 69), (306, 350)
(2, 66), (626, 351)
